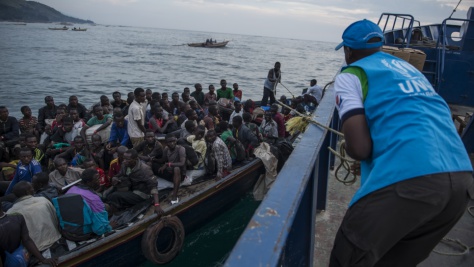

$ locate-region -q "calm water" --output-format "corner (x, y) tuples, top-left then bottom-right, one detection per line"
(0, 22), (342, 266)
(0, 22), (342, 119)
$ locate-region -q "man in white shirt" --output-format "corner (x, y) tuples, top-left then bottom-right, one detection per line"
(128, 88), (147, 147)
(304, 79), (323, 105)
(229, 101), (243, 123)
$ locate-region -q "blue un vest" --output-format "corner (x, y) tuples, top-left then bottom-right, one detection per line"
(345, 52), (472, 206)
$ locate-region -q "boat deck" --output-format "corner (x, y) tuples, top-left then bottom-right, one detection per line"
(313, 154), (474, 266)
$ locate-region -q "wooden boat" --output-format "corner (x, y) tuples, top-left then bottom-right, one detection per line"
(187, 40), (229, 48)
(48, 26), (69, 30)
(72, 28), (87, 31)
(46, 153), (267, 266)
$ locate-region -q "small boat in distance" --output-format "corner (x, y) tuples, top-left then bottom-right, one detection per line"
(72, 27), (87, 31)
(188, 40), (229, 48)
(48, 26), (69, 30)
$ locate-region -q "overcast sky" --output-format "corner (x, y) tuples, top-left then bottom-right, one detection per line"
(35, 0), (473, 42)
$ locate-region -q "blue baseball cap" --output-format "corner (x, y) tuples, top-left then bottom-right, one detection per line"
(335, 19), (384, 51)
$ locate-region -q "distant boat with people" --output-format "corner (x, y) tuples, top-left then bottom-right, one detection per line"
(187, 40), (229, 48)
(72, 27), (87, 31)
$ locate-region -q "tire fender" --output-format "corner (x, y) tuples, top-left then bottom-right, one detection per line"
(141, 215), (185, 264)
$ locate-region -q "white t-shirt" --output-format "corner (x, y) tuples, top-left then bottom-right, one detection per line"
(305, 84), (323, 103)
(128, 100), (145, 138)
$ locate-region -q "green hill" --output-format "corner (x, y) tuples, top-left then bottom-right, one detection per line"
(0, 0), (94, 24)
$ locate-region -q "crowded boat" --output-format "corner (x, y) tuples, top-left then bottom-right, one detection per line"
(0, 77), (323, 265)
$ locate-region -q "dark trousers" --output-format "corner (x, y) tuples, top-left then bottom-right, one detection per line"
(330, 172), (473, 267)
(107, 191), (146, 210)
(261, 87), (275, 107)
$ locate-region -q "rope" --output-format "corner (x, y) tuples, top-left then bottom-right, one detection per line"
(278, 82), (296, 99)
(274, 81), (359, 185)
(468, 206), (474, 217)
(328, 140), (358, 185)
(432, 237), (474, 256)
(276, 99), (344, 137)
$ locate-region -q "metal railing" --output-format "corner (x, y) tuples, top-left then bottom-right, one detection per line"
(225, 86), (338, 267)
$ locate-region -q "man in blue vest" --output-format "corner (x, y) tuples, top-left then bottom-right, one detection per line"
(331, 19), (473, 266)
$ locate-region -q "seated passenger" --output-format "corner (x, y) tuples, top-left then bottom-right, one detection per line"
(219, 121), (246, 163)
(171, 120), (196, 141)
(50, 107), (67, 132)
(1, 148), (42, 201)
(148, 105), (176, 135)
(186, 126), (207, 170)
(189, 100), (204, 123)
(205, 130), (232, 181)
(158, 134), (186, 204)
(82, 158), (109, 192)
(67, 95), (89, 120)
(107, 113), (131, 154)
(25, 134), (48, 170)
(107, 149), (163, 215)
(80, 105), (113, 147)
(180, 109), (198, 130)
(55, 169), (113, 241)
(7, 181), (61, 251)
(48, 158), (81, 192)
(242, 112), (261, 141)
(32, 172), (58, 202)
(0, 106), (20, 162)
(55, 136), (90, 166)
(260, 111), (279, 142)
(68, 108), (86, 142)
(135, 130), (163, 165)
(108, 146), (127, 179)
(90, 134), (105, 170)
(229, 100), (243, 122)
(231, 116), (259, 159)
(202, 105), (220, 131)
(270, 104), (286, 139)
(49, 116), (74, 144)
(18, 105), (39, 138)
(0, 200), (57, 266)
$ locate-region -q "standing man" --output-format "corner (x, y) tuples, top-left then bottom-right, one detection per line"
(128, 88), (147, 147)
(330, 19), (473, 266)
(261, 62), (281, 106)
(37, 96), (58, 134)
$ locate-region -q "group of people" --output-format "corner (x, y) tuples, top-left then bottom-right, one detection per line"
(0, 77), (309, 266)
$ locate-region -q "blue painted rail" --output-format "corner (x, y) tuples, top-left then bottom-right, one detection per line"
(225, 86), (338, 267)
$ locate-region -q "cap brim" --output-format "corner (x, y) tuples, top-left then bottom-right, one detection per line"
(335, 42), (344, 51)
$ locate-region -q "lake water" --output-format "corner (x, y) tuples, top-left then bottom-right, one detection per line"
(0, 22), (343, 266)
(0, 22), (342, 119)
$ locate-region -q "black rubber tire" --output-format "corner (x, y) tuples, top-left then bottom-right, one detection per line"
(141, 216), (185, 264)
